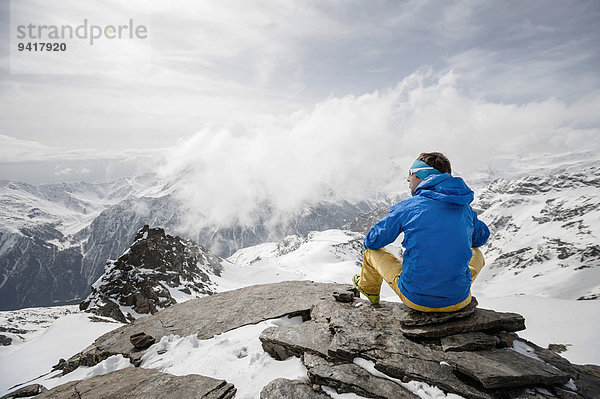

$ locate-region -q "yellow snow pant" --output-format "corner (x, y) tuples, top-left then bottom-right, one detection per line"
(358, 247), (485, 312)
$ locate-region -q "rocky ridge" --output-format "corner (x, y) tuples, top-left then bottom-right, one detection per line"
(8, 281), (597, 399)
(79, 225), (225, 323)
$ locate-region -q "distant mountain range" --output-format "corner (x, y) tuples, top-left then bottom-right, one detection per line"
(0, 174), (396, 310)
(1, 153), (598, 310)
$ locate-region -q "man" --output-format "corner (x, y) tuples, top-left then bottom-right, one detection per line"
(353, 152), (489, 312)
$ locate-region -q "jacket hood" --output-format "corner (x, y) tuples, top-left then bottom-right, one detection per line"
(414, 173), (474, 205)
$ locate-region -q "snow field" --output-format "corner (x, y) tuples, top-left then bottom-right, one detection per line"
(0, 313), (122, 394)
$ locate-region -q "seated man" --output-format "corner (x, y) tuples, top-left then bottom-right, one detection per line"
(353, 152), (490, 312)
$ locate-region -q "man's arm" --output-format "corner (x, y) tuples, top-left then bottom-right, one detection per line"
(364, 208), (403, 250)
(472, 211), (490, 247)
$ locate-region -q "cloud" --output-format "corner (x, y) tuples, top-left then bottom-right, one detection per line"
(2, 0), (598, 155)
(158, 69), (600, 232)
(53, 166), (91, 176)
(0, 134), (162, 162)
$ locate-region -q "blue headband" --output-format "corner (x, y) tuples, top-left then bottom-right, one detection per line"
(409, 159), (442, 180)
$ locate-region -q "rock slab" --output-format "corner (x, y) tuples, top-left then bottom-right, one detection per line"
(400, 308), (526, 338)
(445, 349), (571, 389)
(1, 384), (47, 399)
(34, 367), (235, 399)
(399, 297), (479, 327)
(441, 332), (500, 352)
(130, 332), (156, 349)
(304, 353), (420, 399)
(66, 280), (351, 368)
(260, 378), (330, 399)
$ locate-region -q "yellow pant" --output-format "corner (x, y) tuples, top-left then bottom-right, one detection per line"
(358, 247), (485, 312)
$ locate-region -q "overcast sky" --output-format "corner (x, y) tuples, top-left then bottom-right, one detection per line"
(1, 0), (599, 195)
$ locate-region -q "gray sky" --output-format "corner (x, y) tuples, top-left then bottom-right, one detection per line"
(1, 0), (599, 190)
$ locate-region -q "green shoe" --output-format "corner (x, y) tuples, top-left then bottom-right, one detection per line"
(352, 274), (380, 304)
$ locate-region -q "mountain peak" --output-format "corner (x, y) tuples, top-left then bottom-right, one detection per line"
(79, 225), (225, 323)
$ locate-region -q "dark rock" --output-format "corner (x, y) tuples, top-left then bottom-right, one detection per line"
(0, 334), (12, 346)
(304, 353), (420, 399)
(35, 367), (235, 399)
(445, 349), (571, 389)
(333, 289), (356, 303)
(0, 384), (47, 398)
(80, 225), (226, 323)
(260, 378), (330, 399)
(400, 308), (526, 338)
(130, 332), (156, 349)
(62, 352), (115, 375)
(548, 343), (569, 354)
(80, 297), (130, 324)
(314, 301), (494, 398)
(495, 331), (516, 348)
(513, 336), (600, 398)
(441, 332), (500, 352)
(260, 321), (333, 360)
(51, 358), (67, 371)
(0, 326), (28, 334)
(371, 351), (493, 399)
(399, 297), (479, 327)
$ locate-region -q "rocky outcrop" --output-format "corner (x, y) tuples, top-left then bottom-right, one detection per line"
(26, 281), (600, 399)
(260, 378), (330, 399)
(260, 295), (563, 398)
(64, 281), (350, 369)
(0, 384), (47, 399)
(33, 368), (235, 399)
(303, 353), (420, 398)
(79, 225), (225, 322)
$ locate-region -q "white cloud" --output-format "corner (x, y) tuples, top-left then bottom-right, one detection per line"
(0, 134), (161, 162)
(158, 69), (600, 231)
(53, 166), (92, 176)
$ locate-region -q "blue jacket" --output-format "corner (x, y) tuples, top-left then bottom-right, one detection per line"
(364, 173), (490, 308)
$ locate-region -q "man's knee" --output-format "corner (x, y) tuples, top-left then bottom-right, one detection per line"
(470, 247), (485, 281)
(471, 247), (485, 266)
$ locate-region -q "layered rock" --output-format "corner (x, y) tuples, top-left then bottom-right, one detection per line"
(17, 281), (599, 399)
(33, 368), (235, 399)
(79, 225), (225, 323)
(63, 281), (350, 370)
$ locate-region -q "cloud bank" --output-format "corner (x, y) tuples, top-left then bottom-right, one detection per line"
(159, 69), (600, 229)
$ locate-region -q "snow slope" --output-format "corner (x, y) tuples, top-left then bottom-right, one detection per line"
(0, 311), (121, 394)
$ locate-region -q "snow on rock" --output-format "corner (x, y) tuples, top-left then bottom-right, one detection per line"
(0, 305), (78, 352)
(80, 225), (227, 323)
(139, 316), (307, 399)
(34, 365), (236, 399)
(0, 312), (121, 396)
(472, 160), (600, 300)
(42, 282), (599, 399)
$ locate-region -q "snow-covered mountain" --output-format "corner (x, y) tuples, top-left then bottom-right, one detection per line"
(0, 175), (180, 310)
(0, 174), (395, 310)
(472, 159), (600, 301)
(80, 225), (227, 323)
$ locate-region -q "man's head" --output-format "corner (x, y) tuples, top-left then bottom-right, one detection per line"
(417, 152), (452, 174)
(407, 152), (452, 194)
